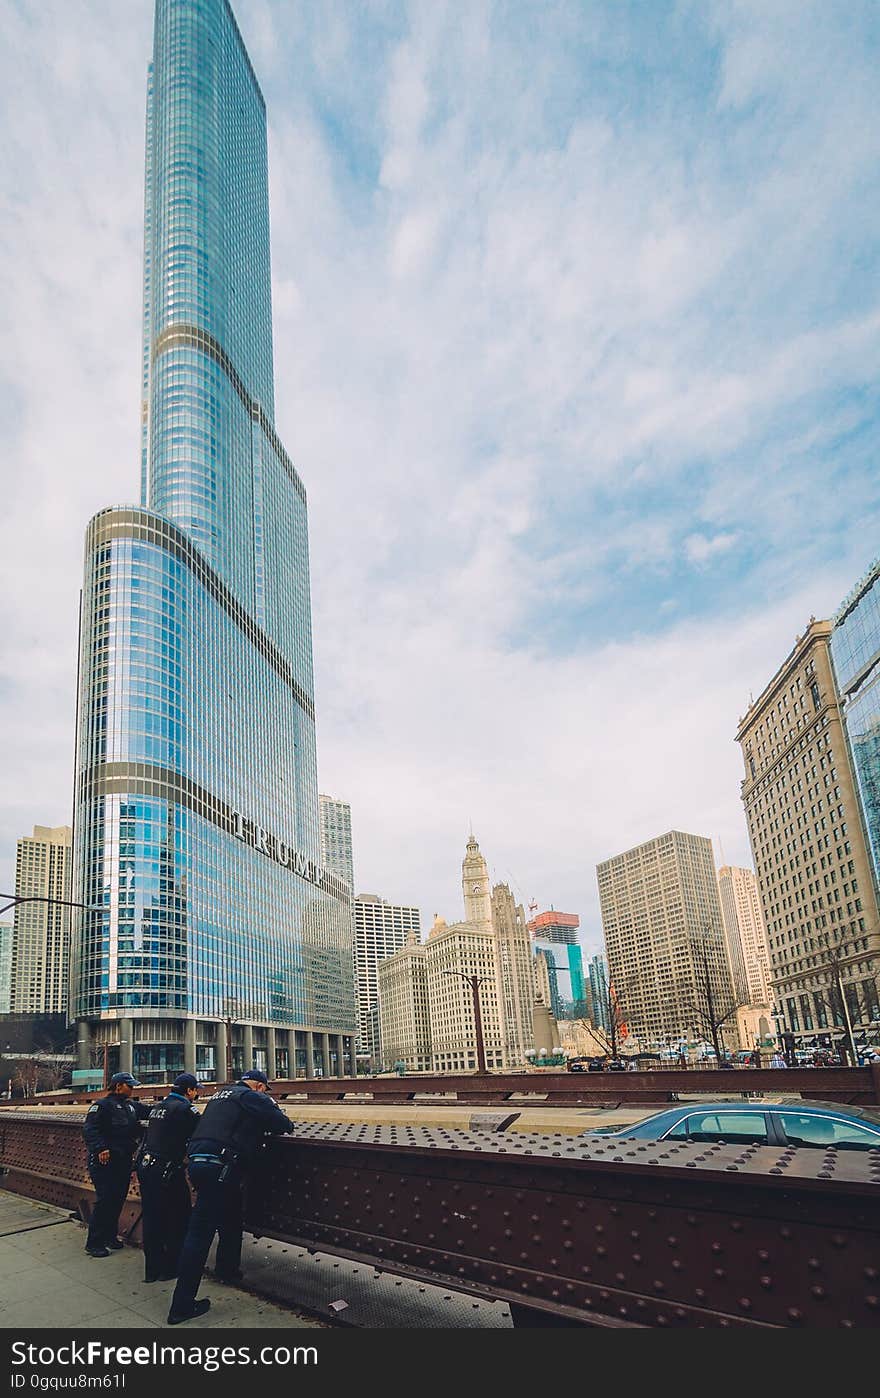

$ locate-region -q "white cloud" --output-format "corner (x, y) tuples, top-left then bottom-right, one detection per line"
(684, 532), (739, 567)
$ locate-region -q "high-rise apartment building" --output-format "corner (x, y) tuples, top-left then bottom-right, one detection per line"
(376, 931), (431, 1072)
(353, 895), (420, 1061)
(597, 831), (734, 1046)
(0, 922), (13, 1014)
(526, 909), (580, 945)
(737, 619), (880, 1042)
(70, 0), (355, 1082)
(10, 827), (71, 1015)
(318, 795), (354, 892)
(717, 865), (772, 1007)
(832, 560), (880, 896)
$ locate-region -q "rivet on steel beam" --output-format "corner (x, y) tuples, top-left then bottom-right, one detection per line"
(866, 1296), (880, 1309)
(653, 1281), (665, 1292)
(832, 1235), (847, 1248)
(713, 1268), (726, 1279)
(760, 1276), (773, 1290)
(787, 1309), (803, 1323)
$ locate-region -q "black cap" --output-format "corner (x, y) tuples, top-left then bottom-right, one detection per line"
(109, 1072), (141, 1089)
(172, 1073), (199, 1092)
(240, 1069), (269, 1086)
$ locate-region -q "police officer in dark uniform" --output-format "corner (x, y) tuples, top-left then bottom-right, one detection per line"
(82, 1072), (150, 1257)
(167, 1069), (293, 1325)
(136, 1072), (201, 1283)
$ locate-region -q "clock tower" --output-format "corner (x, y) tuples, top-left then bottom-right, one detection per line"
(462, 832), (492, 929)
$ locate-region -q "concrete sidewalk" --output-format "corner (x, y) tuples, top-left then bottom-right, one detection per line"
(0, 1193), (325, 1330)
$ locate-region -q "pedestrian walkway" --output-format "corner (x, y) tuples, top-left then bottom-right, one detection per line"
(0, 1191), (511, 1328)
(0, 1192), (324, 1330)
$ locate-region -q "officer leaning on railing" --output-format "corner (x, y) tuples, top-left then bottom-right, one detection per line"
(135, 1072), (201, 1284)
(167, 1068), (294, 1326)
(81, 1072), (150, 1258)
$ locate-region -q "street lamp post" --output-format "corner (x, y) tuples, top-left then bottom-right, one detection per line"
(101, 1040), (128, 1091)
(442, 971), (490, 1074)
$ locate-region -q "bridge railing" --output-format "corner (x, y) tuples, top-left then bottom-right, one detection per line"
(5, 1063), (879, 1108)
(0, 1111), (877, 1328)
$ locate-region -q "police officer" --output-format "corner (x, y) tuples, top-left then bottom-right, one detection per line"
(167, 1069), (293, 1325)
(82, 1072), (150, 1257)
(136, 1072), (201, 1283)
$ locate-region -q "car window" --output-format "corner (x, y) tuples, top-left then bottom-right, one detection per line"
(663, 1117), (691, 1139)
(777, 1112), (880, 1150)
(683, 1111), (768, 1144)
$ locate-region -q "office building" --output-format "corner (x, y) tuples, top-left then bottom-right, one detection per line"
(10, 827), (71, 1015)
(412, 835), (535, 1070)
(596, 831), (734, 1047)
(532, 939), (588, 1020)
(717, 865), (772, 1007)
(425, 914), (506, 1071)
(353, 895), (420, 1061)
(737, 619), (880, 1041)
(491, 883), (537, 1065)
(0, 922), (12, 1015)
(376, 931), (431, 1072)
(526, 909), (579, 945)
(70, 0), (355, 1082)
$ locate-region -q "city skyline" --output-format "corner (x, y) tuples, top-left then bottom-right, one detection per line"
(2, 1), (879, 956)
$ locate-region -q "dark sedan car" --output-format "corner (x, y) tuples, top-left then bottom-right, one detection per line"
(582, 1099), (880, 1149)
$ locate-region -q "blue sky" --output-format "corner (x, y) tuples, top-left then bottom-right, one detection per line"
(1, 0), (879, 953)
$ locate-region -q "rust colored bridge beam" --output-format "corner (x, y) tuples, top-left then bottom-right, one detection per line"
(5, 1063), (879, 1109)
(1, 1113), (878, 1328)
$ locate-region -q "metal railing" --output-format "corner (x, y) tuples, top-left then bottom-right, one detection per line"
(6, 1063), (879, 1108)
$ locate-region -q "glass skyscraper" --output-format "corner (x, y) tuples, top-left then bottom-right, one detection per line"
(832, 559), (880, 901)
(71, 0), (355, 1082)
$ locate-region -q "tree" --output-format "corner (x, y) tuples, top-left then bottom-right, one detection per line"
(580, 976), (632, 1060)
(809, 924), (878, 1064)
(678, 929), (742, 1066)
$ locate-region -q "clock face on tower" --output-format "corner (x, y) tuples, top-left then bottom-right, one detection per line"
(472, 883), (481, 894)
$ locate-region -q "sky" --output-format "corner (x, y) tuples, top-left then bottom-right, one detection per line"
(1, 0), (879, 958)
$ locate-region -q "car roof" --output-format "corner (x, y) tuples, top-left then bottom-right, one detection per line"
(771, 1097), (880, 1125)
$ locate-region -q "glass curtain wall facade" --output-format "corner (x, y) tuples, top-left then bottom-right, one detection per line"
(71, 0), (355, 1081)
(832, 559), (880, 899)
